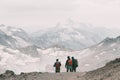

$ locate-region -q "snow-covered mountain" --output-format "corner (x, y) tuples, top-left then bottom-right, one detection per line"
(1, 35), (120, 74)
(0, 25), (42, 74)
(1, 23), (120, 74)
(0, 24), (40, 56)
(31, 21), (120, 50)
(0, 24), (31, 48)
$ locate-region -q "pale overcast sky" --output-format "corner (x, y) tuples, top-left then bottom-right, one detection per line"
(0, 0), (120, 32)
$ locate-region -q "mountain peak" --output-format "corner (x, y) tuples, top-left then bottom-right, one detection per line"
(0, 25), (25, 35)
(0, 24), (5, 27)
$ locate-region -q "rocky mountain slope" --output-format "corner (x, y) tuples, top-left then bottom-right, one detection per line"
(78, 36), (120, 72)
(81, 58), (120, 80)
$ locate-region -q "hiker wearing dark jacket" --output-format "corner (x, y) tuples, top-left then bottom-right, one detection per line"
(53, 59), (61, 73)
(65, 56), (72, 72)
(72, 57), (78, 72)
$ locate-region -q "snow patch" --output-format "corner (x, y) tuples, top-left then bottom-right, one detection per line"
(72, 32), (85, 40)
(110, 43), (116, 47)
(95, 55), (100, 60)
(10, 28), (22, 32)
(113, 48), (116, 51)
(99, 52), (106, 55)
(59, 33), (71, 41)
(38, 48), (70, 57)
(85, 64), (90, 66)
(79, 48), (94, 58)
(98, 43), (103, 47)
(12, 36), (30, 47)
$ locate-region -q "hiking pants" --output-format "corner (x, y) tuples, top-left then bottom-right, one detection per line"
(72, 67), (76, 72)
(66, 66), (72, 72)
(55, 67), (60, 73)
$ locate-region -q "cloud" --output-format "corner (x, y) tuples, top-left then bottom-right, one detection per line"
(0, 0), (120, 32)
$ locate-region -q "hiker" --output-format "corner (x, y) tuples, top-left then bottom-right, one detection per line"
(53, 59), (61, 73)
(72, 57), (78, 72)
(65, 56), (73, 72)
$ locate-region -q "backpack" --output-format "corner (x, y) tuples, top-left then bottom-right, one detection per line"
(55, 62), (61, 68)
(74, 59), (78, 67)
(68, 59), (72, 66)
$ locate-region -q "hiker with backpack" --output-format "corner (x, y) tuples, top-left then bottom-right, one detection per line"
(65, 56), (73, 72)
(71, 57), (78, 72)
(53, 59), (61, 73)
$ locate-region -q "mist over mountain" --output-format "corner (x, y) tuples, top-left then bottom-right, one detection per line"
(31, 20), (120, 50)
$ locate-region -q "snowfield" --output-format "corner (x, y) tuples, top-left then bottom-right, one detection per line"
(0, 45), (40, 74)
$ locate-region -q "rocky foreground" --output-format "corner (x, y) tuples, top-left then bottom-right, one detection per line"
(1, 58), (120, 80)
(0, 71), (85, 80)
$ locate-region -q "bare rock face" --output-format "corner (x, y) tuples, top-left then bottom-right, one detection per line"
(0, 70), (16, 80)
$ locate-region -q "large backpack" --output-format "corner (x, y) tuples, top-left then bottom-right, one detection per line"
(74, 59), (78, 67)
(68, 59), (72, 66)
(55, 62), (61, 68)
